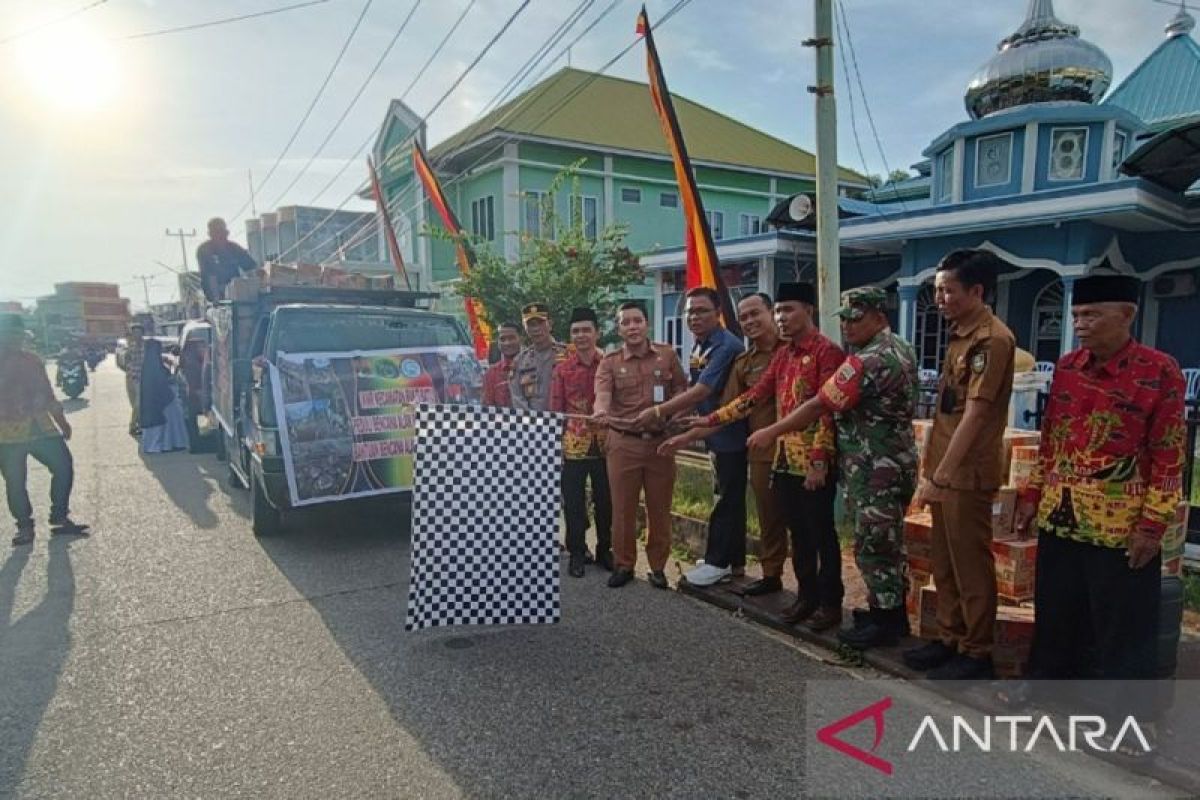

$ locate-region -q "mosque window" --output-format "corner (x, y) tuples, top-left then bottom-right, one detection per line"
(936, 149), (954, 202)
(1112, 131), (1128, 174)
(1049, 128), (1088, 181)
(915, 283), (948, 369)
(1032, 280), (1065, 362)
(975, 133), (1013, 188)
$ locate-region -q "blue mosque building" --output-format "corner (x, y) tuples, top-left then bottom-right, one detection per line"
(843, 0), (1200, 370)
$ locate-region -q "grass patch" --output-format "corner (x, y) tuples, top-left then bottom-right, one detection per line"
(672, 459), (761, 537)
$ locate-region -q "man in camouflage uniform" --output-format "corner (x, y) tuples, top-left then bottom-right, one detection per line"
(748, 286), (918, 649)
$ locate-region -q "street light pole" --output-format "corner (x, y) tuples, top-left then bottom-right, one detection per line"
(165, 228), (197, 272)
(132, 274), (154, 310)
(806, 0), (841, 335)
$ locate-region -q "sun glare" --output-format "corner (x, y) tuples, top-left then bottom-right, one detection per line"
(15, 23), (122, 114)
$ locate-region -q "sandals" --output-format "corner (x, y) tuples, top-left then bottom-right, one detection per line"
(49, 519), (90, 537)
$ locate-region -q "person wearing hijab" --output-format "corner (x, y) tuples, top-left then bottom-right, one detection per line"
(139, 339), (189, 454)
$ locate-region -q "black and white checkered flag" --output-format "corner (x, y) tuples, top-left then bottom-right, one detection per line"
(405, 404), (565, 631)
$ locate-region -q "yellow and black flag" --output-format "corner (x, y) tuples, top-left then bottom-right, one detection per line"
(412, 139), (491, 359)
(637, 5), (741, 337)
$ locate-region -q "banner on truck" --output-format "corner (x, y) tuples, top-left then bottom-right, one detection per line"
(270, 346), (483, 506)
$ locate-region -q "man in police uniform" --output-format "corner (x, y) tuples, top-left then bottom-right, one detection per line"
(593, 301), (688, 589)
(749, 286), (919, 649)
(509, 302), (566, 412)
(906, 249), (1015, 680)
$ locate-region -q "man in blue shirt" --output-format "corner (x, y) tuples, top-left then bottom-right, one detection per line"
(638, 286), (746, 585)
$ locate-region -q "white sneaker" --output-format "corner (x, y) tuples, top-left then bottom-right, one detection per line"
(685, 563), (732, 586)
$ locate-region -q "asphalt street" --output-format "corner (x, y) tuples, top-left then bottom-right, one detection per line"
(0, 361), (1187, 799)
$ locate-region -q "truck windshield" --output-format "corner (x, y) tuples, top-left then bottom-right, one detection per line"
(273, 311), (466, 355)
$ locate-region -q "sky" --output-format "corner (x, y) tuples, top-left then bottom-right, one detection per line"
(0, 0), (1184, 309)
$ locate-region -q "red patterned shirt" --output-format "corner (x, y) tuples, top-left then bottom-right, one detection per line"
(481, 356), (514, 407)
(550, 347), (605, 459)
(704, 328), (844, 477)
(1021, 339), (1186, 548)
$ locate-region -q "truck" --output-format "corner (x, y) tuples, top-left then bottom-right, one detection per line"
(207, 280), (482, 536)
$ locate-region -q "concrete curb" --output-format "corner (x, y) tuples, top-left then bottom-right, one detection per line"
(676, 579), (1200, 796)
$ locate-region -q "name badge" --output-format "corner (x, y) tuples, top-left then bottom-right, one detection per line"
(653, 385), (665, 403)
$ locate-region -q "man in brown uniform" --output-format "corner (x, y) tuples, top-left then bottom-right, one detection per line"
(593, 301), (687, 589)
(906, 249), (1015, 680)
(661, 292), (788, 595)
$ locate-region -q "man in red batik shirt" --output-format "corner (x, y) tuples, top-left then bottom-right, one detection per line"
(550, 307), (612, 576)
(481, 322), (522, 407)
(1015, 274), (1185, 723)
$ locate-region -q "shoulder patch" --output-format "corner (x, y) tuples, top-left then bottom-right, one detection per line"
(970, 351), (987, 374)
(835, 361), (858, 385)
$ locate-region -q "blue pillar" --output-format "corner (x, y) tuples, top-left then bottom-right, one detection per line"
(898, 283), (920, 343)
(1060, 275), (1076, 356)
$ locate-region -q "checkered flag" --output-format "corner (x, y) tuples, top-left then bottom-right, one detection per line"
(405, 404), (565, 631)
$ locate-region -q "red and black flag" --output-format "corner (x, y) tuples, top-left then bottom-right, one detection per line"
(411, 139), (491, 359)
(367, 155), (412, 290)
(637, 5), (741, 337)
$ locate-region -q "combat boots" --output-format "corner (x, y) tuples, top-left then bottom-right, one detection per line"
(837, 606), (906, 650)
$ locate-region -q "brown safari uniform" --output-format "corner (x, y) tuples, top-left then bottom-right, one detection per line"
(595, 342), (687, 572)
(720, 340), (788, 578)
(925, 303), (1015, 660)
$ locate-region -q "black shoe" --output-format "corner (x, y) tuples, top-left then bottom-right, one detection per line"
(903, 640), (956, 671)
(928, 653), (994, 681)
(742, 576), (783, 596)
(648, 570), (669, 590)
(595, 550), (614, 572)
(863, 606), (911, 638)
(837, 608), (905, 650)
(49, 517), (90, 536)
(607, 569), (634, 588)
(568, 555), (585, 578)
(11, 527), (34, 546)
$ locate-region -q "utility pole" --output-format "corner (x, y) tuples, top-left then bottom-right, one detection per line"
(132, 274), (155, 310)
(248, 168), (257, 217)
(165, 228), (197, 272)
(805, 0), (840, 336)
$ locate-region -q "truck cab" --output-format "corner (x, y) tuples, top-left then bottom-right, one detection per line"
(208, 285), (471, 535)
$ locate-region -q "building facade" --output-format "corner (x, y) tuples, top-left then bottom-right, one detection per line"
(365, 68), (868, 326)
(35, 282), (131, 347)
(246, 205), (380, 266)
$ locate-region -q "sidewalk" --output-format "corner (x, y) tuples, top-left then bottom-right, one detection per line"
(675, 557), (1200, 795)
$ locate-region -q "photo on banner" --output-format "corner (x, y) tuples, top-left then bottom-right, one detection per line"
(270, 346), (483, 506)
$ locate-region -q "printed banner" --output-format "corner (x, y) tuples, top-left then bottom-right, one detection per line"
(271, 346), (483, 506)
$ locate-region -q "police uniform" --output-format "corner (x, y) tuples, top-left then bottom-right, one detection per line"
(816, 287), (920, 649)
(594, 342), (687, 575)
(924, 302), (1014, 663)
(509, 303), (566, 412)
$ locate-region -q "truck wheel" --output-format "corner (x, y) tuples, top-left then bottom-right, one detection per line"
(251, 471), (283, 537)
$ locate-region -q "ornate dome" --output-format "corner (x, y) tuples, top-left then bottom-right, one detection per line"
(964, 0), (1113, 119)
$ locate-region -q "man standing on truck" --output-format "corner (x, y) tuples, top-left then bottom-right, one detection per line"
(482, 323), (522, 407)
(509, 303), (565, 412)
(197, 217), (258, 303)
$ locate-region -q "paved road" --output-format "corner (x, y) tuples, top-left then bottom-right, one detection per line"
(0, 362), (1185, 798)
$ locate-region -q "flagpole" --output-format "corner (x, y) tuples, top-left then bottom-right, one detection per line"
(809, 0), (841, 336)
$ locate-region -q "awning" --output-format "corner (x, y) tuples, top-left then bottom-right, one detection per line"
(1120, 119), (1200, 194)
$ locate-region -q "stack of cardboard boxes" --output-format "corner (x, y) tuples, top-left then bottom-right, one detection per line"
(261, 263), (395, 291)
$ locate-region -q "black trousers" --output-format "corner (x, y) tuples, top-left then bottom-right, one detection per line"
(562, 458), (612, 558)
(775, 472), (842, 608)
(1028, 530), (1161, 717)
(704, 450), (747, 570)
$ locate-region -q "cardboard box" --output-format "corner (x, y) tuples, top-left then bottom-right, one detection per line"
(227, 276), (260, 302)
(906, 570), (931, 631)
(993, 539), (1037, 602)
(1002, 429), (1040, 480)
(993, 605), (1036, 678)
(295, 263), (323, 286)
(904, 513), (933, 567)
(1007, 445), (1039, 491)
(992, 487), (1018, 541)
(917, 584), (939, 640)
(343, 272), (370, 290)
(265, 263), (298, 286)
(367, 275), (395, 291)
(320, 266), (346, 287)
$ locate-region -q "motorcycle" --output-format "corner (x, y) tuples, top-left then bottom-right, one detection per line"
(84, 348), (103, 371)
(58, 359), (88, 400)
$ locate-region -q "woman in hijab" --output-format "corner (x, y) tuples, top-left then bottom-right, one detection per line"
(139, 339), (188, 454)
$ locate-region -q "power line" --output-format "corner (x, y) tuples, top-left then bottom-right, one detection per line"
(0, 0), (108, 46)
(228, 0), (376, 227)
(836, 0), (907, 210)
(122, 0), (330, 41)
(263, 0), (426, 213)
(294, 0), (693, 265)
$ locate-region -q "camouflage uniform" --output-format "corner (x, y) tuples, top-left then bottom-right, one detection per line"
(817, 287), (919, 610)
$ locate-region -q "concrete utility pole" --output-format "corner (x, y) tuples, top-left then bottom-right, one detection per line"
(165, 228), (197, 272)
(805, 0), (841, 336)
(248, 169), (257, 217)
(132, 274), (155, 309)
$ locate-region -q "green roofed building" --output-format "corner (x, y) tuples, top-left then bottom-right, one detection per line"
(365, 67), (868, 350)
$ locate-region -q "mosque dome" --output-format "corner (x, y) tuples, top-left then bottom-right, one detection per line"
(964, 0), (1113, 119)
(1165, 4), (1196, 38)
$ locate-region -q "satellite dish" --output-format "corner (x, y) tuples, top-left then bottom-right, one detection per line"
(788, 194), (813, 222)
